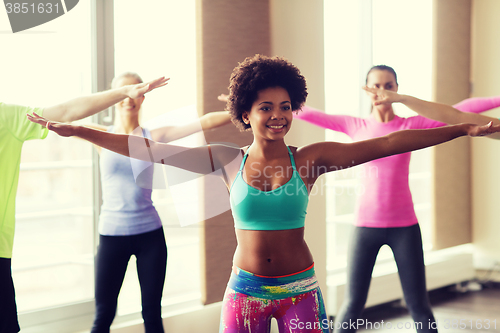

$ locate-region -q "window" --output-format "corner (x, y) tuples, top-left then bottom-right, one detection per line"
(372, 0), (434, 249)
(324, 0), (434, 271)
(324, 0), (364, 271)
(2, 0), (200, 329)
(1, 2), (94, 312)
(112, 0), (200, 316)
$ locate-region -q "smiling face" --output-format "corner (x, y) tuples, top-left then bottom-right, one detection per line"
(366, 69), (398, 112)
(242, 86), (293, 142)
(114, 75), (145, 116)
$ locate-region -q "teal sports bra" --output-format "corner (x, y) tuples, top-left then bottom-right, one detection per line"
(230, 146), (309, 230)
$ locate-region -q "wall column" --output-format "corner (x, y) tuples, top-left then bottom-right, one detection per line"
(196, 0), (271, 305)
(432, 0), (472, 249)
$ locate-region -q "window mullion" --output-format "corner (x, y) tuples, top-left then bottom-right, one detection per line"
(90, 0), (115, 256)
(358, 0), (373, 117)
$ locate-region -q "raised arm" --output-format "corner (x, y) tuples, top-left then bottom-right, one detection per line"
(150, 111), (231, 142)
(396, 94), (500, 126)
(453, 96), (500, 113)
(200, 111), (232, 130)
(305, 121), (500, 176)
(294, 105), (354, 135)
(27, 113), (241, 177)
(42, 77), (169, 122)
(363, 86), (500, 139)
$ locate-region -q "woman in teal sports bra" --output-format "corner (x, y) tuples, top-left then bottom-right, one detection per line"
(27, 54), (500, 333)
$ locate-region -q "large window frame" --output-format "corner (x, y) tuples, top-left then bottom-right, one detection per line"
(7, 1), (96, 329)
(16, 1), (201, 331)
(324, 0), (435, 274)
(90, 0), (202, 324)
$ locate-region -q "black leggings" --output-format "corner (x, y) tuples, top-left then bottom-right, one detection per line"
(91, 227), (167, 333)
(334, 224), (437, 333)
(0, 258), (20, 333)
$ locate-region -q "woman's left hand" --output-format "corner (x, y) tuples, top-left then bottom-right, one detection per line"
(27, 112), (76, 137)
(127, 76), (170, 99)
(466, 121), (500, 137)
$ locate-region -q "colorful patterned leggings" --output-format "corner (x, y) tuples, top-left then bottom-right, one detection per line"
(219, 265), (329, 333)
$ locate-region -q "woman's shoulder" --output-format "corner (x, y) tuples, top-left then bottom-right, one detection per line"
(287, 145), (298, 154)
(291, 144), (324, 161)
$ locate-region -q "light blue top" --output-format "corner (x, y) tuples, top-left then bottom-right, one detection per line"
(99, 127), (162, 236)
(230, 146), (308, 230)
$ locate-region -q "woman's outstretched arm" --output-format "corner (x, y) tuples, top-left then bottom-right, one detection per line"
(363, 86), (500, 139)
(303, 121), (500, 176)
(151, 111), (231, 142)
(43, 77), (169, 122)
(453, 96), (500, 113)
(293, 105), (355, 135)
(27, 113), (241, 176)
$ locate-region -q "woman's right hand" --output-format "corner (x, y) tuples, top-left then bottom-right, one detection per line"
(362, 86), (403, 106)
(218, 93), (229, 102)
(27, 112), (77, 137)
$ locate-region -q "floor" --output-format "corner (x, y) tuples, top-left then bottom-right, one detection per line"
(347, 282), (500, 333)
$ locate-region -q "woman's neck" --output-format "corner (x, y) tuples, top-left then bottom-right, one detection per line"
(372, 106), (395, 123)
(250, 138), (288, 160)
(114, 113), (140, 134)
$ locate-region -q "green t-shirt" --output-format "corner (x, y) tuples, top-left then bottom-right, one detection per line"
(0, 103), (48, 258)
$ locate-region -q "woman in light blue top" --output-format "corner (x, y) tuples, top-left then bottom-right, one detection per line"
(86, 72), (231, 333)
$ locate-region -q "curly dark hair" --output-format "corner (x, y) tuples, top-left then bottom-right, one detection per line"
(226, 54), (308, 131)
